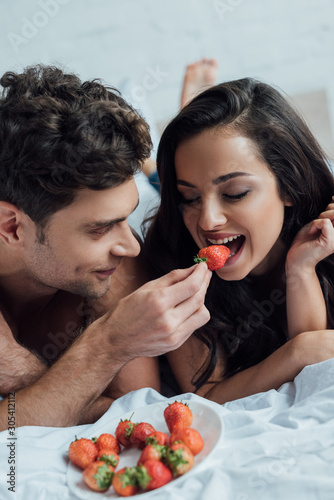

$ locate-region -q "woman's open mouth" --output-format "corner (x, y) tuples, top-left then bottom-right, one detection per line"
(205, 234), (245, 259)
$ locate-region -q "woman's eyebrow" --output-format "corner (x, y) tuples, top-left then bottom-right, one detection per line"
(177, 172), (252, 188)
(213, 172), (252, 185)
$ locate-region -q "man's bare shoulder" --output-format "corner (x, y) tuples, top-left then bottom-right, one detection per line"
(87, 254), (148, 318)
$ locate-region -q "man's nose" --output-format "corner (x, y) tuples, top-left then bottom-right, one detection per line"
(110, 221), (141, 258)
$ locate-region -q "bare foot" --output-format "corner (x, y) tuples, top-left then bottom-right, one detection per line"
(180, 58), (218, 108)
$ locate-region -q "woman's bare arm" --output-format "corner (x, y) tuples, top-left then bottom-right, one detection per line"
(167, 330), (334, 404)
(285, 203), (334, 338)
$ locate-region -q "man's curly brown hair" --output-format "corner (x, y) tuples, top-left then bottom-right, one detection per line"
(0, 64), (152, 230)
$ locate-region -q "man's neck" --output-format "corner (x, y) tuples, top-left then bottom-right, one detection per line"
(0, 242), (60, 315)
(0, 271), (59, 322)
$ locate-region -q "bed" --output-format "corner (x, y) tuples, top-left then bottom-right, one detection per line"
(0, 359), (333, 499)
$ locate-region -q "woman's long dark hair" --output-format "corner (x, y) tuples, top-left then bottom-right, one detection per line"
(143, 78), (334, 389)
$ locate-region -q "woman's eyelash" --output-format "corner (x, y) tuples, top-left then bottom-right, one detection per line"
(179, 190), (250, 206)
(223, 191), (249, 200)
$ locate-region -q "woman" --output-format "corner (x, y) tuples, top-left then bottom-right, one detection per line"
(143, 77), (334, 403)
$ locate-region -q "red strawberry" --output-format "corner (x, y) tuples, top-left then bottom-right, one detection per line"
(166, 442), (194, 477)
(137, 443), (167, 465)
(93, 433), (121, 454)
(115, 419), (135, 448)
(164, 401), (193, 433)
(112, 467), (139, 497)
(82, 460), (114, 492)
(194, 245), (230, 270)
(130, 422), (156, 450)
(170, 426), (204, 455)
(146, 431), (170, 446)
(137, 460), (173, 491)
(68, 437), (98, 470)
(96, 448), (119, 468)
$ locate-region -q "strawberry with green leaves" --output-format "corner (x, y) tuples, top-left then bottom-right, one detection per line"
(137, 459), (173, 491)
(130, 422), (156, 450)
(146, 431), (170, 446)
(166, 442), (194, 477)
(96, 448), (119, 468)
(115, 418), (135, 448)
(164, 401), (193, 433)
(93, 433), (121, 455)
(112, 467), (139, 497)
(194, 244), (230, 270)
(137, 442), (167, 465)
(68, 437), (98, 470)
(170, 426), (204, 455)
(82, 460), (114, 492)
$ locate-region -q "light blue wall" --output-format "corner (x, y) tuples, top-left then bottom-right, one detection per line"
(1, 0), (334, 232)
(1, 0), (333, 135)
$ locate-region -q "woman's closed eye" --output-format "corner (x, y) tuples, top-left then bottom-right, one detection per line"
(222, 190), (250, 201)
(178, 189), (250, 207)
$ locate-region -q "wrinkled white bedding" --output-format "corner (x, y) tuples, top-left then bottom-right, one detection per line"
(1, 359), (333, 500)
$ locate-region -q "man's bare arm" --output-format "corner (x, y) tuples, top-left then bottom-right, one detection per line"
(0, 263), (211, 430)
(77, 397), (114, 425)
(89, 255), (161, 400)
(0, 310), (47, 396)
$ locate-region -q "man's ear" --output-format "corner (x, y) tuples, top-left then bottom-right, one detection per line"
(0, 202), (23, 245)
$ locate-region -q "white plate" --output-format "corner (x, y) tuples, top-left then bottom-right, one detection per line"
(67, 399), (223, 499)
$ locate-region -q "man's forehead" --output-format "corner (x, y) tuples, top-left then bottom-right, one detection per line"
(49, 179), (139, 226)
(78, 197), (140, 230)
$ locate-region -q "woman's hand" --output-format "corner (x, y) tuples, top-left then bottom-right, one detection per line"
(285, 200), (334, 338)
(286, 200), (334, 274)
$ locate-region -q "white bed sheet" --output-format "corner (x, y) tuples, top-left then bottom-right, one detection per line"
(1, 359), (334, 500)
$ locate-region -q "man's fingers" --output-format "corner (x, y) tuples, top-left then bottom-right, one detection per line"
(163, 262), (211, 307)
(147, 264), (198, 289)
(166, 305), (211, 352)
(144, 262), (210, 304)
(157, 273), (211, 340)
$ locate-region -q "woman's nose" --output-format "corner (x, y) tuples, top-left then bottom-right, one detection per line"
(198, 200), (227, 231)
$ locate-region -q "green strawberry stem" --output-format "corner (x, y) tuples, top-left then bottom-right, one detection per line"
(166, 448), (188, 477)
(194, 256), (207, 264)
(93, 464), (114, 489)
(136, 465), (152, 490)
(100, 453), (118, 467)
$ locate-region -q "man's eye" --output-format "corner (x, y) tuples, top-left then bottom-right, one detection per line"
(223, 190), (249, 201)
(91, 226), (111, 236)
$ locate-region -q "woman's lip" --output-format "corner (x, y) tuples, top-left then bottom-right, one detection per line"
(202, 232), (242, 240)
(203, 235), (243, 247)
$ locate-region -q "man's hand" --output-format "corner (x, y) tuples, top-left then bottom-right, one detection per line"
(0, 309), (46, 396)
(0, 263), (211, 429)
(92, 262), (212, 363)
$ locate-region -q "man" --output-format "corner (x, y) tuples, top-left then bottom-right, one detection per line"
(0, 65), (211, 430)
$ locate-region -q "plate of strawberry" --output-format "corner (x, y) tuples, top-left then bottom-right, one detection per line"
(66, 399), (223, 498)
